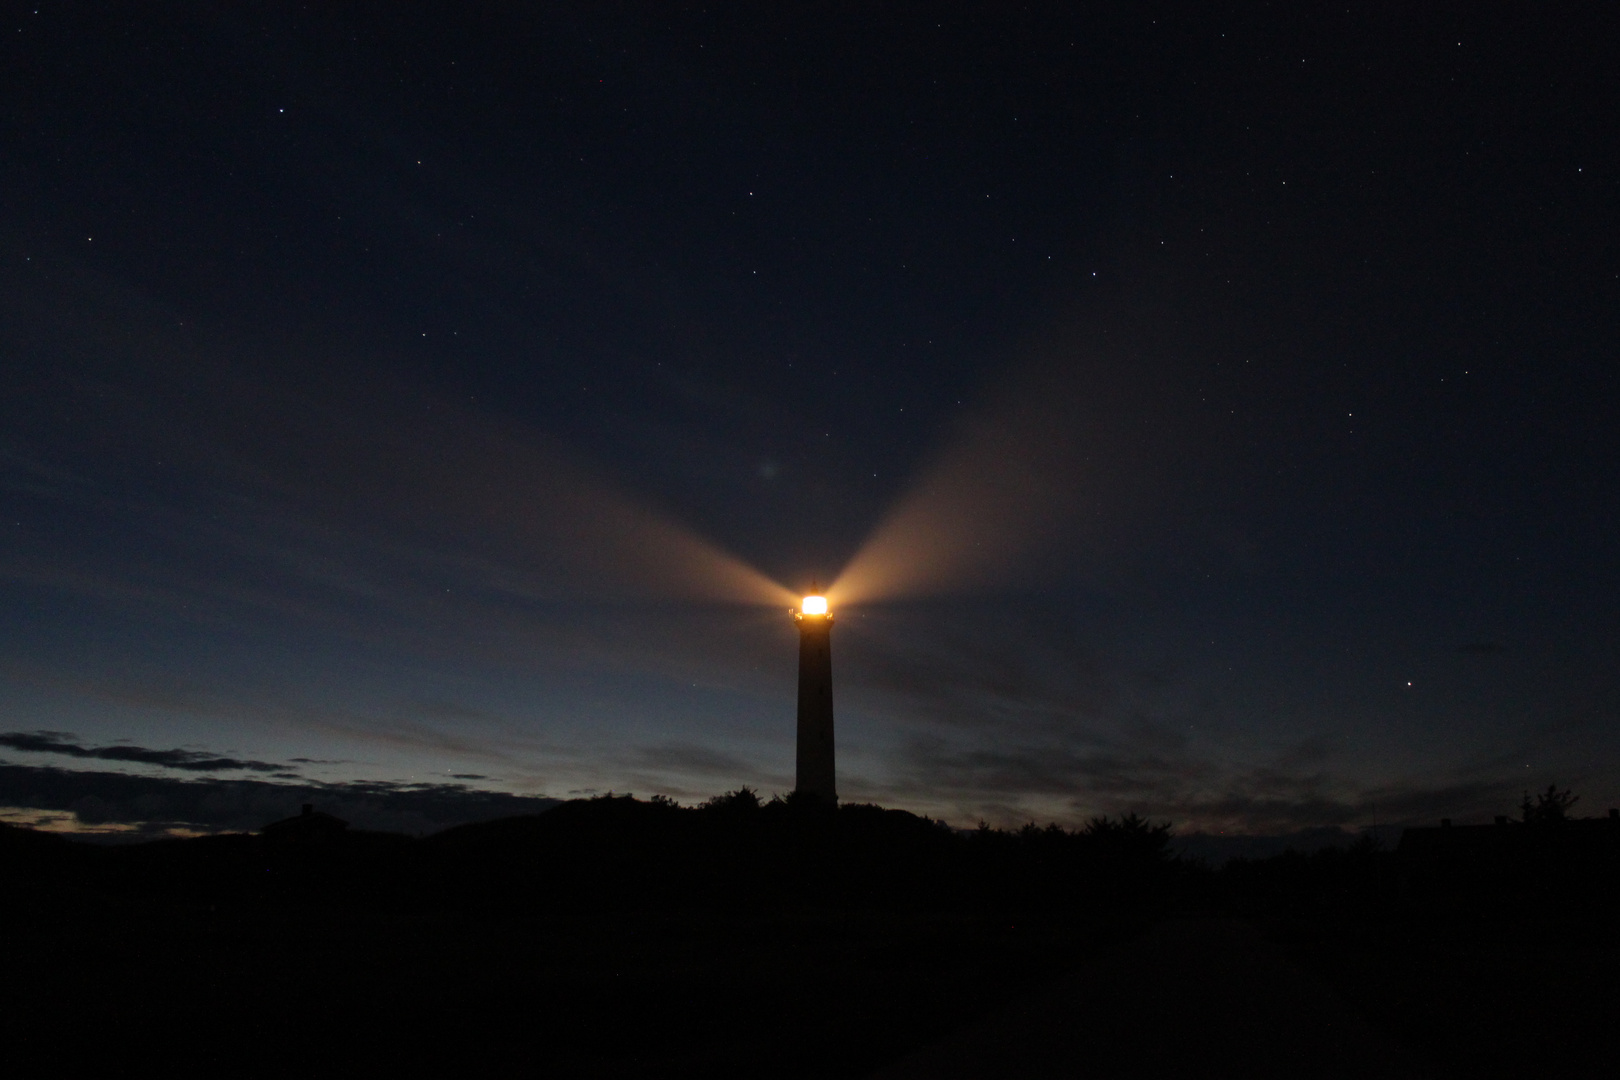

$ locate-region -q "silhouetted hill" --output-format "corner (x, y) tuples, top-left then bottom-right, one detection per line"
(405, 794), (1183, 918)
(10, 795), (1618, 929)
(4, 798), (1617, 1077)
(0, 819), (74, 851)
(1, 795), (1180, 1077)
(0, 794), (1183, 924)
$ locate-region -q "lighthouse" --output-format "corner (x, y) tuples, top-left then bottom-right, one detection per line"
(793, 591), (836, 804)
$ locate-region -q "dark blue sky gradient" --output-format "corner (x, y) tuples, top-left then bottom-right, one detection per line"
(2, 3), (1617, 833)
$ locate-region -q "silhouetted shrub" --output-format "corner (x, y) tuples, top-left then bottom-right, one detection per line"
(1521, 784), (1580, 825)
(699, 787), (763, 813)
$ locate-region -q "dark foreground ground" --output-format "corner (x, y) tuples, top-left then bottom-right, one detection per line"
(3, 796), (1617, 1077)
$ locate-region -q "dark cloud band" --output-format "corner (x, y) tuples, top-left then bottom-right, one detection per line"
(0, 731), (282, 773)
(0, 763), (560, 837)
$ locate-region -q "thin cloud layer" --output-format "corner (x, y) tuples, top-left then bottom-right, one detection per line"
(0, 763), (562, 838)
(0, 730), (283, 773)
(875, 731), (1529, 834)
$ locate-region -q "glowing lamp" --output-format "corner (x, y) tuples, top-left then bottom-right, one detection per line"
(801, 595), (828, 616)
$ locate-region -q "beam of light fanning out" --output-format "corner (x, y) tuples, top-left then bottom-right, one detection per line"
(831, 326), (1176, 607)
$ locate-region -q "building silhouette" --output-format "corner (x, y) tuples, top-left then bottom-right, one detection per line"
(260, 803), (350, 844)
(1398, 808), (1620, 892)
(794, 592), (836, 804)
(1399, 807), (1619, 853)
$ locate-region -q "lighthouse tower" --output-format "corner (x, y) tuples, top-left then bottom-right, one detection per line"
(793, 591), (836, 804)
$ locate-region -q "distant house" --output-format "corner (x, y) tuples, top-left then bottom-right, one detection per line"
(260, 803), (349, 844)
(1400, 809), (1619, 849)
(1398, 809), (1620, 885)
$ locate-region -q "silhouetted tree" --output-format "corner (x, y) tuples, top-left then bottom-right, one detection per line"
(774, 788), (835, 813)
(1081, 814), (1174, 860)
(700, 787), (762, 813)
(1521, 785), (1580, 825)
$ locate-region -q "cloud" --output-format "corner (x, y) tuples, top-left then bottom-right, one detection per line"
(587, 742), (789, 803)
(0, 731), (283, 773)
(414, 700), (500, 723)
(0, 805), (140, 837)
(630, 742), (758, 778)
(0, 763), (561, 838)
(878, 731), (1525, 834)
(0, 662), (554, 774)
(826, 594), (1557, 834)
(889, 734), (1205, 802)
(839, 599), (1122, 733)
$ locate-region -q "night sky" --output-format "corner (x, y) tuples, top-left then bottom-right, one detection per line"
(3, 4), (1617, 837)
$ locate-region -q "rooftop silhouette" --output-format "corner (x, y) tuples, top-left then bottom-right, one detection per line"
(260, 803), (350, 844)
